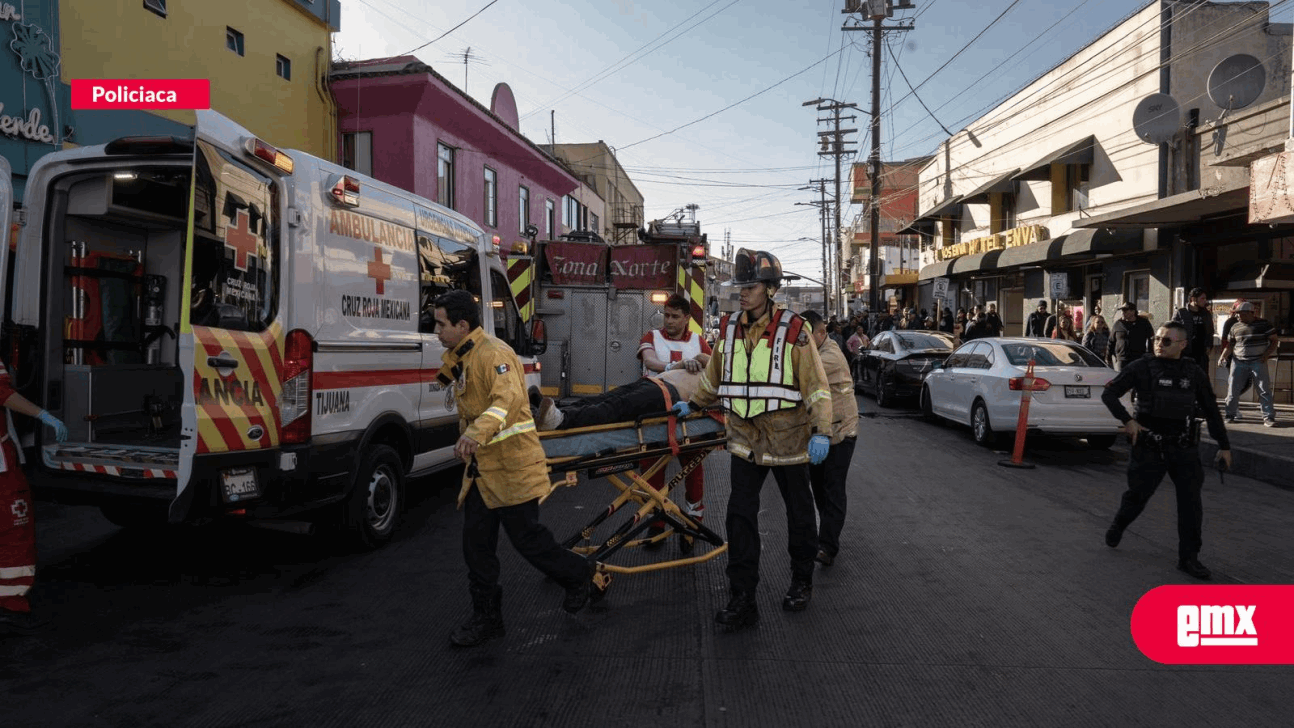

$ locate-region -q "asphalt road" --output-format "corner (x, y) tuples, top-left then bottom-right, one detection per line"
(5, 393), (1293, 727)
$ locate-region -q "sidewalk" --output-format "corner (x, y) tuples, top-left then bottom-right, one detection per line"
(1198, 400), (1294, 490)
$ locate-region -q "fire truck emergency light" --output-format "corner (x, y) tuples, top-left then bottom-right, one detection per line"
(650, 291), (669, 304)
(245, 137), (294, 174)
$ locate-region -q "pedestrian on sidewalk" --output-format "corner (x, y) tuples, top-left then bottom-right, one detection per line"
(1082, 314), (1111, 359)
(800, 311), (858, 568)
(1219, 301), (1278, 427)
(1172, 287), (1216, 371)
(985, 303), (1004, 337)
(1107, 302), (1154, 371)
(433, 290), (594, 648)
(1026, 300), (1050, 338)
(0, 360), (68, 637)
(1100, 321), (1232, 581)
(675, 248), (831, 630)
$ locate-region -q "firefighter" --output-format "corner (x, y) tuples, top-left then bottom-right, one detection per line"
(1100, 321), (1232, 581)
(673, 249), (831, 630)
(0, 361), (68, 636)
(637, 293), (712, 547)
(433, 290), (593, 648)
(798, 310), (858, 567)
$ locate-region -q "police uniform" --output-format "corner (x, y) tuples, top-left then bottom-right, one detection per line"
(690, 305), (831, 605)
(1100, 354), (1229, 574)
(441, 327), (591, 644)
(808, 337), (858, 564)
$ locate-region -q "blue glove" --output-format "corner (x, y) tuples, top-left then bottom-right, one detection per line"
(38, 410), (68, 443)
(808, 434), (830, 465)
(671, 400), (692, 418)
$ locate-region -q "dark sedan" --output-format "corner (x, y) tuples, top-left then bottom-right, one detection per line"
(857, 330), (956, 407)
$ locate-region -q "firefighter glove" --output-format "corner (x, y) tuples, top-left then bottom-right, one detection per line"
(808, 434), (830, 465)
(671, 400), (692, 418)
(38, 410), (68, 443)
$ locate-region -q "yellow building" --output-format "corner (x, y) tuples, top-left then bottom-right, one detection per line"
(60, 0), (339, 160)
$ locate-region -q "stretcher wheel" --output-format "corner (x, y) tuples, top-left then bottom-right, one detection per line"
(591, 570), (612, 603)
(679, 534), (695, 555)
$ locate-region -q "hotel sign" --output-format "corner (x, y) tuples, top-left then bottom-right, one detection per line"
(936, 224), (1049, 261)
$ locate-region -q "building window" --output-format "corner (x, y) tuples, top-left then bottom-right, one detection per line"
(483, 167), (497, 228)
(144, 0), (167, 17)
(341, 132), (372, 176)
(276, 54), (291, 80)
(437, 143), (455, 209)
(1126, 272), (1150, 316)
(226, 27), (244, 56)
(589, 212), (599, 234)
(1053, 164), (1090, 214)
(519, 186), (530, 234)
(545, 199), (555, 237)
(563, 195), (586, 230)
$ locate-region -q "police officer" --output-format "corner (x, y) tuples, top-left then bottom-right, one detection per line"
(1100, 321), (1232, 581)
(799, 310), (858, 567)
(433, 290), (593, 647)
(673, 249), (831, 629)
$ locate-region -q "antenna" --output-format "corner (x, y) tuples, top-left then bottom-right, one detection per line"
(443, 46), (489, 94)
(1208, 54), (1266, 111)
(1132, 93), (1182, 145)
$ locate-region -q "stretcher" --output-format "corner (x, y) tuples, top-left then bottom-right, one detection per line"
(539, 409), (728, 602)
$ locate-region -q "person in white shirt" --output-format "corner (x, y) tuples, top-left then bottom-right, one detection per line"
(639, 294), (711, 377)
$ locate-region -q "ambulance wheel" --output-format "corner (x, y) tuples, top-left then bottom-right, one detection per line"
(99, 502), (169, 530)
(345, 445), (403, 550)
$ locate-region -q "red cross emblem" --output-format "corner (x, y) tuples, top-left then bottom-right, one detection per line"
(367, 247), (392, 295)
(224, 208), (259, 272)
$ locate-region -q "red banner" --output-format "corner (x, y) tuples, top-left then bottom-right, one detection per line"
(1131, 585), (1294, 664)
(610, 245), (677, 290)
(544, 242), (607, 285)
(71, 79), (211, 110)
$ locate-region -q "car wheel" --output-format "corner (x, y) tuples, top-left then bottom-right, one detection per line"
(971, 400), (998, 448)
(875, 367), (893, 408)
(343, 444), (404, 550)
(1086, 434), (1117, 450)
(920, 386), (939, 423)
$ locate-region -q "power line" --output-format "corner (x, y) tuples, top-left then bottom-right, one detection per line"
(888, 0), (1023, 111)
(399, 0), (501, 56)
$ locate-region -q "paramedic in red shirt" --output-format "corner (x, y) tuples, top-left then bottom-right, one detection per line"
(0, 361), (68, 636)
(637, 294), (711, 549)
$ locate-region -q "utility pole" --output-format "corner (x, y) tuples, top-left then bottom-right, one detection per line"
(803, 99), (857, 318)
(797, 179), (832, 317)
(844, 0), (914, 317)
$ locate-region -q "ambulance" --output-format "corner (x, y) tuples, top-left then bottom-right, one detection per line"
(0, 110), (545, 547)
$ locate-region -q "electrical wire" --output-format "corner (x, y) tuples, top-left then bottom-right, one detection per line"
(399, 0), (501, 56)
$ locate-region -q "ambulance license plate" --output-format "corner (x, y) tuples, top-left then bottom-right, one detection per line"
(1064, 385), (1090, 399)
(220, 467), (260, 503)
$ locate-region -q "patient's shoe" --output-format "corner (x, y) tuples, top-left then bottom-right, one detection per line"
(538, 397), (564, 431)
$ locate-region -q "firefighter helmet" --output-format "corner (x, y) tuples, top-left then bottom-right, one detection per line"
(727, 248), (783, 288)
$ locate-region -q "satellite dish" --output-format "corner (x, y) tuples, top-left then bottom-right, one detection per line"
(1132, 93), (1182, 145)
(1208, 54), (1266, 110)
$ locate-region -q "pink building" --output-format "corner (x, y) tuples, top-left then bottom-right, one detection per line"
(330, 56), (578, 245)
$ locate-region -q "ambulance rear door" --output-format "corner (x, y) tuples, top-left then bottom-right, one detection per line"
(0, 156), (12, 325)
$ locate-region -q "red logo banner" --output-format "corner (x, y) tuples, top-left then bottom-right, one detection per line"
(610, 245), (676, 290)
(71, 79), (211, 110)
(544, 242), (607, 286)
(1131, 585), (1294, 664)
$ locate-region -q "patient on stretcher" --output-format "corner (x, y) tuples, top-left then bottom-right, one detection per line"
(537, 369), (701, 431)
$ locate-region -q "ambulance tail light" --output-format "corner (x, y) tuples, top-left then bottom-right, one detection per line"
(280, 329), (314, 445)
(246, 138), (295, 174)
(330, 175), (360, 207)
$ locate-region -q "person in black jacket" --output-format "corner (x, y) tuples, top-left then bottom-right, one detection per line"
(1171, 288), (1215, 371)
(1100, 322), (1231, 581)
(985, 303), (1004, 337)
(1106, 302), (1154, 371)
(1025, 300), (1050, 337)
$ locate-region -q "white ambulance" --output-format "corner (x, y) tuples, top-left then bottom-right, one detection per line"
(0, 110), (545, 547)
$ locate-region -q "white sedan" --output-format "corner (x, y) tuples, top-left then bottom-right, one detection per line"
(920, 337), (1124, 449)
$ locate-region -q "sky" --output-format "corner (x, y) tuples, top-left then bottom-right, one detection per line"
(335, 0), (1294, 281)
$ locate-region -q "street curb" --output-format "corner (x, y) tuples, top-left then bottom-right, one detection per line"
(1199, 436), (1293, 491)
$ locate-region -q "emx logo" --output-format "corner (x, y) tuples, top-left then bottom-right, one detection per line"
(1132, 585), (1294, 664)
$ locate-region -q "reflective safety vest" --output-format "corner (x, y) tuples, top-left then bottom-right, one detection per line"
(717, 308), (806, 419)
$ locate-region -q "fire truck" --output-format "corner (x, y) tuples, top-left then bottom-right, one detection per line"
(504, 210), (708, 399)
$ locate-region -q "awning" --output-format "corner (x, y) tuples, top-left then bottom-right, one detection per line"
(897, 218), (937, 236)
(950, 249), (1004, 275)
(1072, 182), (1249, 229)
(996, 236), (1068, 268)
(919, 259), (956, 280)
(916, 194), (963, 223)
(1059, 227), (1144, 256)
(1225, 262), (1294, 290)
(1013, 136), (1095, 182)
(959, 168), (1020, 205)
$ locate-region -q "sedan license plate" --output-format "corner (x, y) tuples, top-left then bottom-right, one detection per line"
(220, 467), (260, 503)
(1064, 385), (1090, 399)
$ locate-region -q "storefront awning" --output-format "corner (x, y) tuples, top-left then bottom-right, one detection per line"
(916, 195), (963, 223)
(1013, 136), (1095, 182)
(919, 259), (956, 280)
(959, 169), (1021, 205)
(950, 249), (1004, 275)
(1072, 182), (1249, 229)
(1225, 262), (1294, 290)
(1059, 227), (1144, 256)
(898, 218), (936, 236)
(996, 236), (1068, 268)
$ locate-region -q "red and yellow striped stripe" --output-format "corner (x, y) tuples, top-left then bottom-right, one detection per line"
(192, 322), (284, 455)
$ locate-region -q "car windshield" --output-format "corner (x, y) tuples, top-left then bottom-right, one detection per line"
(895, 333), (953, 351)
(1001, 342), (1106, 367)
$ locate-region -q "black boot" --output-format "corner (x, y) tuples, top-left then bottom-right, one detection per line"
(1177, 557), (1212, 581)
(1105, 523), (1124, 548)
(450, 586), (505, 647)
(715, 590), (759, 629)
(782, 580), (813, 612)
(563, 566), (594, 614)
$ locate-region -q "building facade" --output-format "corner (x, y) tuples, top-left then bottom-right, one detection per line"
(913, 1), (1290, 354)
(63, 0), (340, 160)
(0, 0), (72, 198)
(547, 142), (644, 245)
(330, 56), (579, 250)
